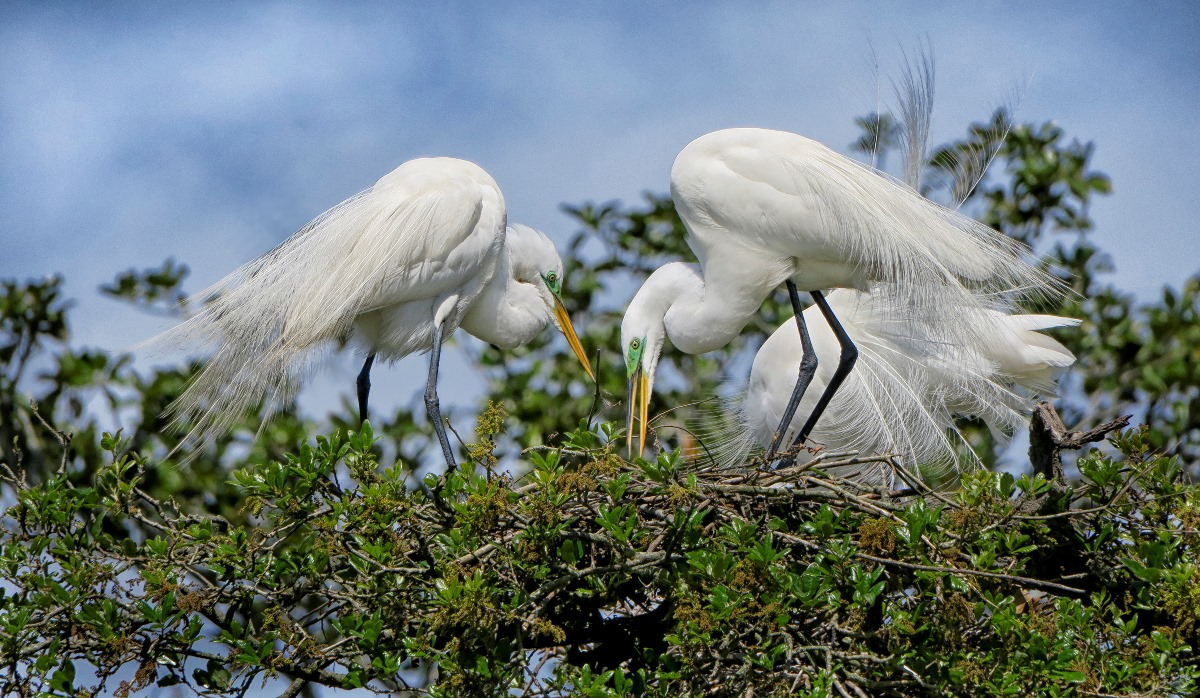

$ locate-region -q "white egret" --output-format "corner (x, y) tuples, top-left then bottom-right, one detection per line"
(620, 127), (1061, 459)
(150, 157), (594, 467)
(709, 287), (1078, 472)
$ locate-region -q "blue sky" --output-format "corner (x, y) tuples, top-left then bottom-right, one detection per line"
(2, 1), (1198, 424)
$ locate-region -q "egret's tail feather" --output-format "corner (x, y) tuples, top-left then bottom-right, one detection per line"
(986, 314), (1079, 394)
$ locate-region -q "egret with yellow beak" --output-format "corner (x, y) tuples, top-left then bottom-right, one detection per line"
(147, 157), (594, 468)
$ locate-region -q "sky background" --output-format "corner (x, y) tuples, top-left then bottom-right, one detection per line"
(2, 1), (1199, 428)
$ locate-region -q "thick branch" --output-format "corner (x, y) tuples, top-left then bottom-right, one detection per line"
(1027, 401), (1130, 514)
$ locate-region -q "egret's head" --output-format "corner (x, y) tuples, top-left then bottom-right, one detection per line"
(619, 283), (669, 460)
(506, 224), (594, 381)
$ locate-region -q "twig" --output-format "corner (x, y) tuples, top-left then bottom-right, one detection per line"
(28, 401), (72, 477)
(853, 551), (1084, 595)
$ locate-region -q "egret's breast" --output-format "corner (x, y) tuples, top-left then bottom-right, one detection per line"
(353, 299), (440, 359)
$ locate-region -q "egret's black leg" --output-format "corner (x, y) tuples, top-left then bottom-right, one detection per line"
(765, 281), (819, 462)
(790, 289), (859, 449)
(356, 353), (376, 425)
(425, 324), (457, 469)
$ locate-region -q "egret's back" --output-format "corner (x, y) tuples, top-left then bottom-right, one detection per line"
(670, 128), (1063, 344)
(147, 157), (507, 444)
(714, 288), (1077, 473)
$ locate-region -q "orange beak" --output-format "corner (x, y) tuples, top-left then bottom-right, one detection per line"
(552, 296), (595, 382)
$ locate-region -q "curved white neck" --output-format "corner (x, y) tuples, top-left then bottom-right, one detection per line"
(643, 263), (764, 354)
(460, 250), (547, 349)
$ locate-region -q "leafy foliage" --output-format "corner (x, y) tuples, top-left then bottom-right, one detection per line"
(1, 414), (1196, 696)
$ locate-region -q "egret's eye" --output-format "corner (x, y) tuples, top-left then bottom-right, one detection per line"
(625, 337), (645, 378)
(546, 271), (557, 284)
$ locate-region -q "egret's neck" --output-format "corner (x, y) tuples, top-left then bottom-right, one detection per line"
(644, 263), (765, 354)
(460, 250), (547, 349)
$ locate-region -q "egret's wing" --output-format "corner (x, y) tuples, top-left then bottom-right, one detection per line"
(216, 158), (505, 348)
(149, 157), (506, 446)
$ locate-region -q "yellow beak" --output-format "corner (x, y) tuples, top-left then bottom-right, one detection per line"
(552, 297), (595, 382)
(625, 364), (649, 459)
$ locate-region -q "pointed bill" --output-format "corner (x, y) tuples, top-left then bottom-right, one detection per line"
(552, 297), (595, 382)
(626, 370), (636, 458)
(637, 369), (648, 458)
(625, 363), (649, 459)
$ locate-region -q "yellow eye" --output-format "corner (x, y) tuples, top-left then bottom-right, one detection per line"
(546, 272), (557, 284)
(630, 339), (640, 350)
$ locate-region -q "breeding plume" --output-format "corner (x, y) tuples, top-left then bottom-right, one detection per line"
(712, 287), (1077, 472)
(151, 157), (593, 467)
(620, 127), (1060, 459)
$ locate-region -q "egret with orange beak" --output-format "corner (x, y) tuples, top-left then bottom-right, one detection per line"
(146, 157), (594, 468)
